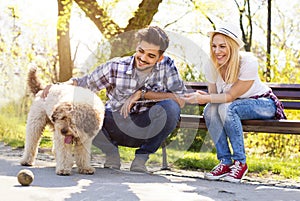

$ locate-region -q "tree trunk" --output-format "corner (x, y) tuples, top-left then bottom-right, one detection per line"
(266, 0), (272, 82)
(234, 0), (253, 52)
(57, 0), (73, 82)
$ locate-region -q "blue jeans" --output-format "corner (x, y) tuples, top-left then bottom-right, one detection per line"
(203, 98), (276, 165)
(93, 99), (180, 156)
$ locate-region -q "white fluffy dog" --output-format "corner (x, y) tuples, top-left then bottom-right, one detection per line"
(20, 67), (105, 175)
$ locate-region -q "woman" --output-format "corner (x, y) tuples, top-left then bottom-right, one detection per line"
(183, 22), (286, 183)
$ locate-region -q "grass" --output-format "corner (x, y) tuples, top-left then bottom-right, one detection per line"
(0, 114), (53, 148)
(0, 115), (26, 148)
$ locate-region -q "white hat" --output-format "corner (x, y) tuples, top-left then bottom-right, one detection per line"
(208, 22), (245, 49)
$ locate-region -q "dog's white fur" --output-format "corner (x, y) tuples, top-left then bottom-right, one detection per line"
(20, 67), (104, 175)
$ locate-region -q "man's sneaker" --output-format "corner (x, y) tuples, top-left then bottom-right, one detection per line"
(104, 153), (121, 170)
(223, 160), (248, 183)
(130, 155), (148, 173)
(204, 162), (231, 180)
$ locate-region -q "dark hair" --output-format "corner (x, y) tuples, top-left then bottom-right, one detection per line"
(136, 26), (169, 54)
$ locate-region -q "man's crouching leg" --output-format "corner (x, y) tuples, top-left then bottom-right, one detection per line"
(130, 99), (180, 173)
(92, 130), (121, 170)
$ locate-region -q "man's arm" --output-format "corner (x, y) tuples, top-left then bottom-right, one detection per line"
(143, 91), (185, 108)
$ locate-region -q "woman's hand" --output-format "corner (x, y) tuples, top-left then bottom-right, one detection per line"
(120, 90), (142, 118)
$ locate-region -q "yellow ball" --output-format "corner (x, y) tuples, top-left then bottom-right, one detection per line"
(17, 169), (34, 186)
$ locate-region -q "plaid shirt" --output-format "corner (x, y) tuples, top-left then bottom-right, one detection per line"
(72, 55), (186, 111)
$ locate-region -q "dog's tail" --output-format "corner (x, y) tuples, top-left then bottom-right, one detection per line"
(27, 64), (44, 95)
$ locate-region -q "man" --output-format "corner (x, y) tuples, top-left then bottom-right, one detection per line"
(42, 26), (186, 172)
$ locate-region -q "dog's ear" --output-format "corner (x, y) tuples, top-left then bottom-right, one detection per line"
(51, 108), (60, 122)
(72, 104), (101, 136)
(63, 103), (74, 113)
(51, 107), (58, 122)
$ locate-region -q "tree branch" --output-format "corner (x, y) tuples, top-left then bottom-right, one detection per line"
(74, 0), (123, 38)
(125, 0), (163, 31)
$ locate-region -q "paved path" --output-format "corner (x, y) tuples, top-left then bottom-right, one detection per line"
(0, 143), (300, 201)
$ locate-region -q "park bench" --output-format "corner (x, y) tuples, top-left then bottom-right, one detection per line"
(161, 82), (300, 169)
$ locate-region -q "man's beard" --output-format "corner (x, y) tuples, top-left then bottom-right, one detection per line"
(135, 58), (155, 71)
(135, 65), (154, 72)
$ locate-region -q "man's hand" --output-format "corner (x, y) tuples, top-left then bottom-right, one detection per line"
(41, 84), (52, 99)
(175, 95), (186, 108)
(120, 90), (142, 118)
(41, 80), (77, 99)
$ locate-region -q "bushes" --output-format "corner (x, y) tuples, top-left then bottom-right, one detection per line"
(245, 132), (300, 158)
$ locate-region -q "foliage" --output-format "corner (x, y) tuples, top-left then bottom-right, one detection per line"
(0, 3), (59, 109)
(57, 0), (73, 35)
(270, 51), (300, 83)
(245, 132), (300, 158)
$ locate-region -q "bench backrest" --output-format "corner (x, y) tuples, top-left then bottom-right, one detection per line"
(184, 82), (300, 110)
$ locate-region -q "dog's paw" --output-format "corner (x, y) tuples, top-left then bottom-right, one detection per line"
(56, 169), (72, 176)
(20, 160), (33, 166)
(78, 166), (95, 175)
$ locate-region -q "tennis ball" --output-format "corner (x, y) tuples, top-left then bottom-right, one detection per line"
(17, 169), (34, 186)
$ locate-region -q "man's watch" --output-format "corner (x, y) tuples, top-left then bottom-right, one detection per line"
(141, 88), (147, 100)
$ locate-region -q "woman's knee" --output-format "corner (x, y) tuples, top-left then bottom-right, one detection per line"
(203, 103), (221, 119)
(203, 103), (211, 119)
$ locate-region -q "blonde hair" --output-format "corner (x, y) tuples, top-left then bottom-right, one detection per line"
(210, 33), (240, 83)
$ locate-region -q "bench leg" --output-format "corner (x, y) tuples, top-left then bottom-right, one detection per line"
(161, 143), (171, 170)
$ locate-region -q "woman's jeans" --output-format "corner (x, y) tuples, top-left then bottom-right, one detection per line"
(93, 99), (180, 156)
(203, 98), (276, 165)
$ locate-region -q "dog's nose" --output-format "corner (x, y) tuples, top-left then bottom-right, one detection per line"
(61, 128), (68, 135)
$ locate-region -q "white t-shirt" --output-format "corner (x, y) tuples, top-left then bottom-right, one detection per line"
(205, 52), (270, 98)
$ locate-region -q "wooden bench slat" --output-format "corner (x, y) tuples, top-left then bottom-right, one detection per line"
(281, 101), (300, 110)
(178, 114), (300, 135)
(273, 91), (300, 100)
(242, 119), (300, 134)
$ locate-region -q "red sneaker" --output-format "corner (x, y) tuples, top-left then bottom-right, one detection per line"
(223, 160), (248, 183)
(204, 162), (231, 180)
